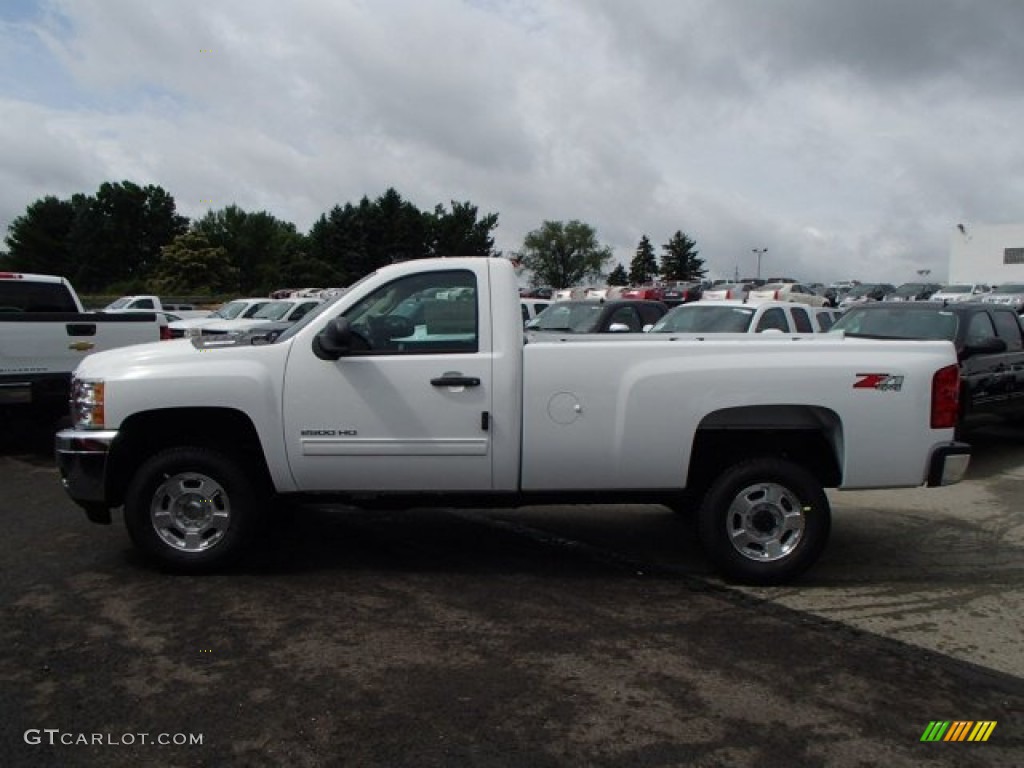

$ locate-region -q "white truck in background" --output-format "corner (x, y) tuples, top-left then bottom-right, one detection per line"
(104, 295), (211, 319)
(56, 257), (970, 584)
(0, 272), (164, 419)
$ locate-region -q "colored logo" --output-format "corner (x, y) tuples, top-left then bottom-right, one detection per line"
(854, 373), (905, 391)
(920, 721), (997, 742)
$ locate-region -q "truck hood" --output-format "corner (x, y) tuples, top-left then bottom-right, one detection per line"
(72, 336), (274, 379)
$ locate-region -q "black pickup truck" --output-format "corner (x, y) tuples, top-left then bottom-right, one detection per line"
(524, 299), (668, 335)
(830, 301), (1024, 430)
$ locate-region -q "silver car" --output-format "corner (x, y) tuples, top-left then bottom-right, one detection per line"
(982, 283), (1024, 313)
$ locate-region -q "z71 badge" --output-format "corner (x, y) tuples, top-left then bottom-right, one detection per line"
(854, 373), (904, 392)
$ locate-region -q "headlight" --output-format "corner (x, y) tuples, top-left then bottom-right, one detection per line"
(184, 327), (203, 338)
(70, 378), (105, 429)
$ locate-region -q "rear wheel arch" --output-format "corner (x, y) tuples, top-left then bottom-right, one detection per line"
(686, 405), (843, 495)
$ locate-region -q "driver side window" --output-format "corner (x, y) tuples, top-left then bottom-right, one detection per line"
(342, 269), (479, 354)
(756, 308), (789, 332)
(965, 312), (995, 346)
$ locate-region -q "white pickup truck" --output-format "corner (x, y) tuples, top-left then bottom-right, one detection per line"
(0, 272), (164, 417)
(55, 257), (970, 584)
(104, 294), (211, 319)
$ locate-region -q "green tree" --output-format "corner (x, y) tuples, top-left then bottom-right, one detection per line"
(277, 251), (340, 288)
(660, 231), (706, 282)
(519, 220), (614, 290)
(607, 264), (628, 286)
(628, 235), (658, 285)
(193, 205), (306, 294)
(149, 232), (237, 295)
(366, 187), (429, 266)
(308, 188), (433, 284)
(307, 202), (372, 286)
(3, 194), (87, 277)
(427, 200), (499, 257)
(69, 181), (188, 291)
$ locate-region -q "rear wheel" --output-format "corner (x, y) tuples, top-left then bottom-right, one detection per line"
(124, 447), (265, 572)
(697, 457), (830, 585)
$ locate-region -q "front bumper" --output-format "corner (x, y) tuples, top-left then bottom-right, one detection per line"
(926, 442), (971, 487)
(55, 429), (118, 523)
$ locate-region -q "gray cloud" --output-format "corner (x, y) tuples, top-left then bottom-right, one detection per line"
(3, 0), (1024, 284)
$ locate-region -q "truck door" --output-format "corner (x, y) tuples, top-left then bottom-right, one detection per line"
(961, 310), (1005, 418)
(282, 267), (493, 492)
(990, 308), (1024, 417)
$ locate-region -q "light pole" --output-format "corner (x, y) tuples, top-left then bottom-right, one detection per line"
(752, 248), (767, 280)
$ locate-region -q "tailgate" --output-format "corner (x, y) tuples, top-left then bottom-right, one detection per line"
(0, 313), (160, 381)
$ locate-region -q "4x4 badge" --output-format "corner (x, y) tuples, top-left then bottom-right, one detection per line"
(854, 373), (904, 392)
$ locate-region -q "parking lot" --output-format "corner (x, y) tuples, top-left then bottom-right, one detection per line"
(0, 415), (1021, 767)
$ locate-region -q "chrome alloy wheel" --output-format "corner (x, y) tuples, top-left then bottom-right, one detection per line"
(725, 482), (806, 562)
(149, 472), (232, 552)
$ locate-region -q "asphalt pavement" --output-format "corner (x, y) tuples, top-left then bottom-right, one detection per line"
(0, 413), (1020, 767)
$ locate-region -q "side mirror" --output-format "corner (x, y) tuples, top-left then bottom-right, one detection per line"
(642, 324), (654, 332)
(608, 323), (632, 333)
(313, 317), (354, 360)
(964, 336), (1007, 356)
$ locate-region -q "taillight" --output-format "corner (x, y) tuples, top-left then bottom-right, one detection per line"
(160, 325), (173, 341)
(931, 364), (960, 429)
(774, 290), (781, 299)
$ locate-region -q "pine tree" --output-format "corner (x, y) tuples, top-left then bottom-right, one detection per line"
(607, 264), (628, 285)
(628, 235), (659, 285)
(660, 231), (706, 282)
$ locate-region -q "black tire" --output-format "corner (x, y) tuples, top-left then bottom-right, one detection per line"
(697, 458), (831, 585)
(124, 447), (265, 573)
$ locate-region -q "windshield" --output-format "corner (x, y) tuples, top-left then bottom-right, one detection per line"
(830, 308), (958, 340)
(940, 284), (972, 294)
(992, 284), (1024, 294)
(250, 301), (295, 320)
(892, 283), (925, 296)
(650, 305), (755, 333)
(212, 301), (248, 319)
(529, 302), (604, 332)
(106, 297), (131, 309)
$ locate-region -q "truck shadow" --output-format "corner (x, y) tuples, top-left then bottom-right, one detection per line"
(0, 410), (62, 464)
(959, 423), (1024, 480)
(243, 502), (714, 580)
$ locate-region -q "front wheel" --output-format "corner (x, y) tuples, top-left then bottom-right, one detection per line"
(697, 458), (831, 585)
(124, 447), (265, 572)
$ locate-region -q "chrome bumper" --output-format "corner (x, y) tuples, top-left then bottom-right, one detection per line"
(926, 442), (971, 487)
(55, 429), (118, 523)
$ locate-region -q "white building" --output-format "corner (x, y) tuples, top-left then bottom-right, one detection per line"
(949, 223), (1024, 285)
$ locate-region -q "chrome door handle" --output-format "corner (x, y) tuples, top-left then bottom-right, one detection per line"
(431, 376), (480, 387)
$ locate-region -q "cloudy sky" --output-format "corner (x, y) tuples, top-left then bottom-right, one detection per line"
(2, 0), (1023, 283)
